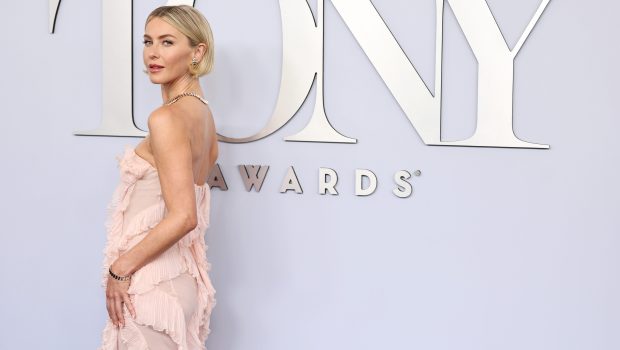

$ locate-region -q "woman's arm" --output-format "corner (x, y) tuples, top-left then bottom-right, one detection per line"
(111, 107), (200, 277)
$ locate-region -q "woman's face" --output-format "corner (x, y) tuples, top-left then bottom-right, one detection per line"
(143, 17), (194, 84)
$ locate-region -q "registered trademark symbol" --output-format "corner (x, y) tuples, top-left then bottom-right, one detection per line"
(414, 170), (421, 176)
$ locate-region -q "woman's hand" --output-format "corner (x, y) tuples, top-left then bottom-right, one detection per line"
(105, 265), (136, 328)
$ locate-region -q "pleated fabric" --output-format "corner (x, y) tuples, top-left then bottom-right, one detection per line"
(99, 144), (216, 350)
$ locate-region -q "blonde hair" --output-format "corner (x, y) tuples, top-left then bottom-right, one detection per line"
(146, 5), (215, 77)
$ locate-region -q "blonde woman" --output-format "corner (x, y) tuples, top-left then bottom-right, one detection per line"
(99, 5), (218, 349)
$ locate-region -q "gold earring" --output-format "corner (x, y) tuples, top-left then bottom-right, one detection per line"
(191, 57), (198, 66)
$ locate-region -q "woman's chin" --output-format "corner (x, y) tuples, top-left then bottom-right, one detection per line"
(148, 76), (166, 84)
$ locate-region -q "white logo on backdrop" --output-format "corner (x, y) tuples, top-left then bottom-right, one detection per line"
(51, 0), (552, 197)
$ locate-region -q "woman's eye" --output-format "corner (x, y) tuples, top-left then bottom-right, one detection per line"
(143, 40), (152, 46)
(163, 40), (173, 46)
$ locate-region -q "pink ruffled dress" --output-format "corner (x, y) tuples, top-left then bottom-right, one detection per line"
(99, 144), (216, 350)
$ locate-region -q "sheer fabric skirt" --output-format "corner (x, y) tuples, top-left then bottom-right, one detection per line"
(118, 273), (198, 350)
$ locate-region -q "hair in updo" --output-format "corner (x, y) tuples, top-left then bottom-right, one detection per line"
(146, 5), (215, 77)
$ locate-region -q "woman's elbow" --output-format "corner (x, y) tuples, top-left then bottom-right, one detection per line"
(185, 214), (198, 232)
(175, 212), (198, 233)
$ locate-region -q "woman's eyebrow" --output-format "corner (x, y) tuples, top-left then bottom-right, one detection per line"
(143, 34), (178, 39)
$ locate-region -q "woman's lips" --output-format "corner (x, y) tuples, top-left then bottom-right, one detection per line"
(148, 64), (164, 73)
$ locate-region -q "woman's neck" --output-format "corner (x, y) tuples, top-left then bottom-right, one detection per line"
(161, 75), (203, 104)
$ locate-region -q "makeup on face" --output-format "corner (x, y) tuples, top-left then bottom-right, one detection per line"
(143, 18), (193, 82)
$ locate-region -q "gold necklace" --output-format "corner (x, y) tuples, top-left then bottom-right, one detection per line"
(164, 91), (208, 106)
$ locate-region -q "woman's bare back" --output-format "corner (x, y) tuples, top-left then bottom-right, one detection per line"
(134, 95), (218, 186)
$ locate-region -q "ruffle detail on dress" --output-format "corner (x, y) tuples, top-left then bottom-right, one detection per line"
(100, 144), (216, 349)
(118, 319), (150, 350)
(188, 241), (217, 346)
(128, 248), (187, 295)
(118, 199), (167, 252)
(99, 317), (150, 350)
(133, 287), (188, 349)
(101, 145), (150, 287)
(125, 203), (210, 296)
(99, 322), (119, 350)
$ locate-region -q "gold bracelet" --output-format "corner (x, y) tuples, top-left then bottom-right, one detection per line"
(109, 267), (132, 282)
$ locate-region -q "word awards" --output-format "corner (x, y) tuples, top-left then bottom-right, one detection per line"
(206, 165), (420, 198)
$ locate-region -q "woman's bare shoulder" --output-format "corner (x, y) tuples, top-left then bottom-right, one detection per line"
(147, 105), (188, 135)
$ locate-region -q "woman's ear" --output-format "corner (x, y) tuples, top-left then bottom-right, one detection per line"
(195, 43), (207, 61)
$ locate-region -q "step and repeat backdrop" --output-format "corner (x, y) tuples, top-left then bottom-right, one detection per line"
(1, 0), (618, 349)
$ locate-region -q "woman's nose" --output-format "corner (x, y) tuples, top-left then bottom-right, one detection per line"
(145, 46), (159, 59)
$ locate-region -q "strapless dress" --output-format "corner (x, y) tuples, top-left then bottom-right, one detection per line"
(99, 144), (216, 350)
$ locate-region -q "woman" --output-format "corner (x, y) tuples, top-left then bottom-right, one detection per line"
(99, 5), (218, 349)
